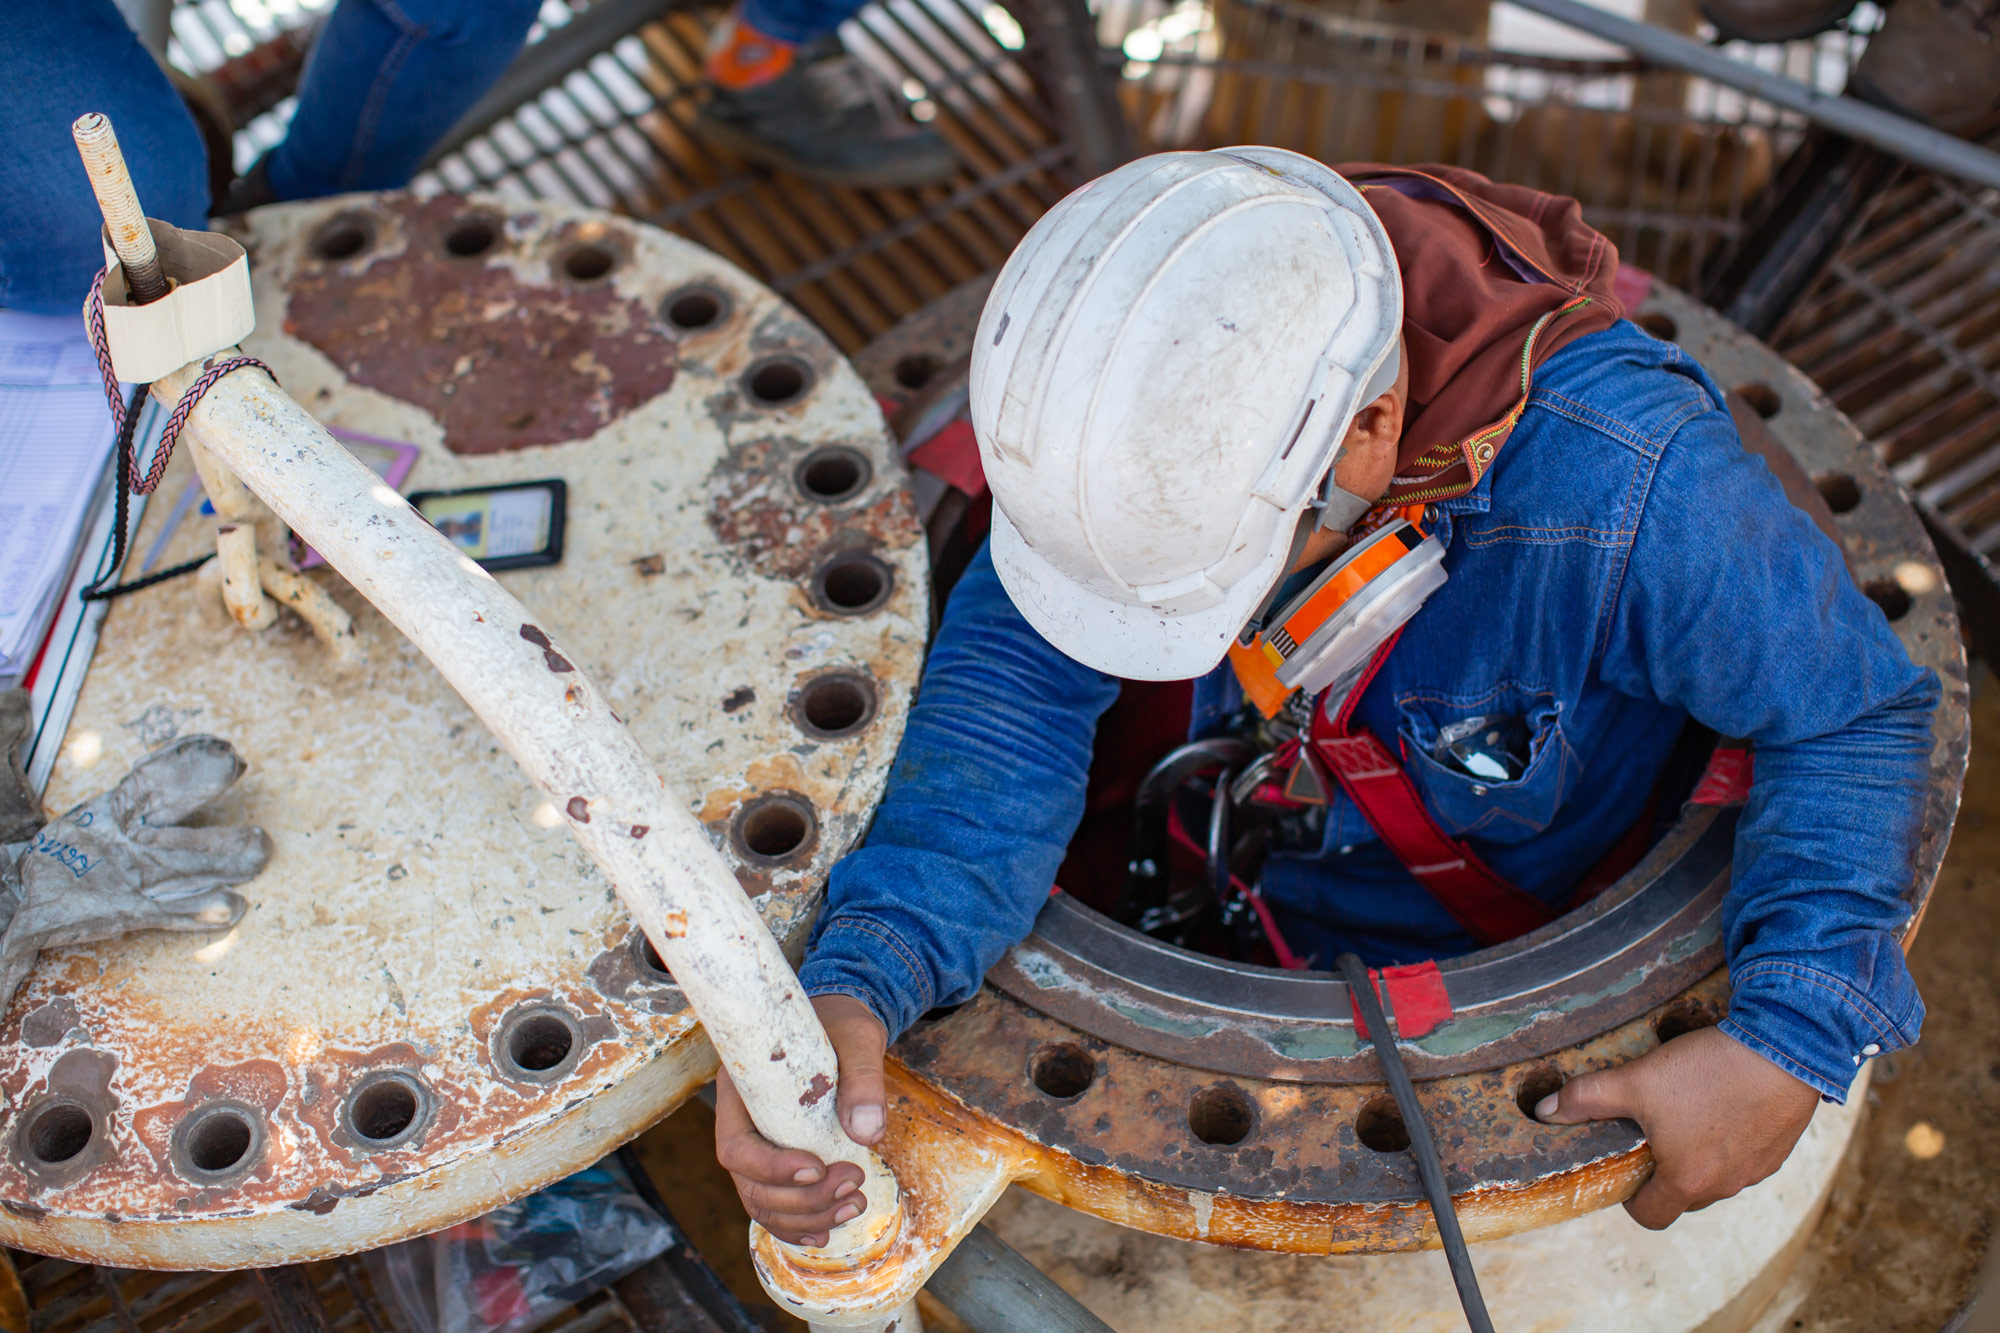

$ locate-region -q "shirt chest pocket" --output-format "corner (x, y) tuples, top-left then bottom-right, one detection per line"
(1392, 685), (1575, 842)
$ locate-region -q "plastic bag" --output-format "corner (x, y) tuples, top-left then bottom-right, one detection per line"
(365, 1154), (675, 1333)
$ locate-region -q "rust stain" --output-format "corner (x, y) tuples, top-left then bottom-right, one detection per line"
(632, 555), (665, 577)
(284, 196), (678, 455)
(519, 624), (550, 648)
(19, 999), (81, 1049)
(800, 1073), (834, 1107)
(567, 797), (590, 823)
(705, 436), (914, 581)
(723, 686), (756, 713)
(630, 824), (649, 839)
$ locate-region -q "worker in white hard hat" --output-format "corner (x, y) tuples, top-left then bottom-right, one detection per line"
(714, 150), (1939, 1245)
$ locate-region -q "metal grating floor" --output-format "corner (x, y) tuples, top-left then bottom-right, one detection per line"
(1771, 169), (2000, 560)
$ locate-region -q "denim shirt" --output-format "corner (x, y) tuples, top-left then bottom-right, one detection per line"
(799, 320), (1940, 1102)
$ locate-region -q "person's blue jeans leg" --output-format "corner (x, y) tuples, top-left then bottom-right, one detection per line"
(737, 0), (874, 45)
(0, 0), (207, 315)
(264, 0), (544, 199)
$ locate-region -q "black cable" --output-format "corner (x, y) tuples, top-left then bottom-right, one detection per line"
(80, 383), (213, 602)
(1336, 952), (1495, 1333)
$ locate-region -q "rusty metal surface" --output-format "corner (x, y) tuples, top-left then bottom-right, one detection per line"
(886, 281), (1969, 1247)
(0, 193), (928, 1268)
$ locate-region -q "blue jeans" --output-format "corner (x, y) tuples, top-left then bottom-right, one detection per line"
(0, 0), (542, 315)
(741, 0), (873, 46)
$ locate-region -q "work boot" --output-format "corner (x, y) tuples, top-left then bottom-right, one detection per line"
(1852, 0), (2000, 130)
(1696, 0), (1857, 42)
(694, 17), (959, 189)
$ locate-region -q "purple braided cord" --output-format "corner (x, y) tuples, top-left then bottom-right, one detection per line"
(84, 268), (278, 495)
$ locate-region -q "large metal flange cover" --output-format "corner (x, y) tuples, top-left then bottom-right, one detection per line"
(0, 193), (928, 1267)
(886, 283), (1970, 1253)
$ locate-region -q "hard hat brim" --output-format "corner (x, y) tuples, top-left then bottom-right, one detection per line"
(988, 505), (1285, 682)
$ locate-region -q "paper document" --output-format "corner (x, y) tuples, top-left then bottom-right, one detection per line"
(0, 311), (123, 682)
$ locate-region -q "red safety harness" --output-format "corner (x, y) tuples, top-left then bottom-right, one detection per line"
(1240, 629), (1756, 949)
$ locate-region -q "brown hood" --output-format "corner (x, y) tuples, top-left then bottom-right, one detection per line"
(1339, 164), (1623, 506)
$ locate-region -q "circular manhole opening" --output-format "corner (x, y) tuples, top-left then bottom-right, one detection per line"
(810, 551), (894, 617)
(791, 671), (879, 740)
(795, 446), (873, 505)
(1189, 1083), (1255, 1147)
(311, 213), (375, 263)
(744, 356), (814, 408)
(662, 283), (732, 332)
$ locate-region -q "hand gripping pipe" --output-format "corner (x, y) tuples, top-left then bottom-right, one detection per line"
(71, 117), (917, 1333)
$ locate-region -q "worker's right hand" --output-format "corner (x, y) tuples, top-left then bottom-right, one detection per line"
(713, 992), (889, 1247)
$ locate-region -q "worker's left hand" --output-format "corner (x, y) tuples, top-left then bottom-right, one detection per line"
(1535, 1024), (1820, 1229)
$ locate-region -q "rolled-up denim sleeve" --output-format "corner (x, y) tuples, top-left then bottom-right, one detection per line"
(799, 542), (1121, 1038)
(1599, 396), (1939, 1102)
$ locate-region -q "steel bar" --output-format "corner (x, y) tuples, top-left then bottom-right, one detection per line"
(71, 115), (168, 304)
(1336, 954), (1494, 1333)
(1496, 0), (2000, 190)
(924, 1224), (1115, 1333)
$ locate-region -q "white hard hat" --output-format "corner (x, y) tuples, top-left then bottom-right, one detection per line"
(969, 147), (1403, 681)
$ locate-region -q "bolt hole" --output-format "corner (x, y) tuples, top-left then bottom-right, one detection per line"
(795, 447), (873, 504)
(1355, 1095), (1410, 1153)
(186, 1110), (253, 1173)
(311, 214), (374, 262)
(1816, 471), (1862, 514)
(811, 552), (894, 616)
(633, 929), (672, 980)
(1654, 1003), (1719, 1045)
(347, 1077), (419, 1145)
(1635, 312), (1677, 342)
(24, 1103), (93, 1166)
(793, 671), (878, 739)
(1188, 1083), (1255, 1146)
(662, 284), (731, 331)
(745, 356), (813, 407)
(1515, 1067), (1567, 1119)
(1030, 1044), (1096, 1100)
(733, 793), (819, 865)
(507, 1014), (576, 1073)
(894, 353), (939, 390)
(1864, 579), (1913, 622)
(560, 243), (616, 283)
(1733, 382), (1782, 419)
(444, 216), (498, 258)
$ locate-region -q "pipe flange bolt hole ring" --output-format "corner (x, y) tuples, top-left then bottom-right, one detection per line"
(12, 1094), (107, 1184)
(660, 283), (735, 334)
(743, 355), (816, 409)
(170, 1098), (265, 1186)
(789, 669), (880, 740)
(731, 791), (820, 867)
(810, 550), (895, 617)
(341, 1070), (434, 1151)
(493, 1004), (591, 1085)
(794, 446), (875, 506)
(310, 212), (377, 264)
(441, 210), (505, 261)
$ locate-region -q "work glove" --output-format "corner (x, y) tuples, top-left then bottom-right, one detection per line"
(0, 691), (38, 846)
(0, 735), (271, 1010)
